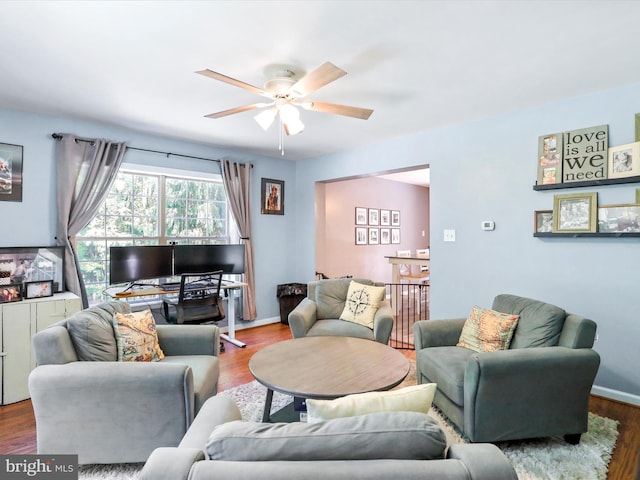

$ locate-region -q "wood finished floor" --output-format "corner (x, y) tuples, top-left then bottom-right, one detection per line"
(1, 322), (638, 479)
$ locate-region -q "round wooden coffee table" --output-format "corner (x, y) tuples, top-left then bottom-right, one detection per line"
(249, 336), (410, 422)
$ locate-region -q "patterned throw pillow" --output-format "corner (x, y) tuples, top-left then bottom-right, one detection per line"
(112, 309), (164, 362)
(339, 281), (386, 329)
(457, 305), (519, 352)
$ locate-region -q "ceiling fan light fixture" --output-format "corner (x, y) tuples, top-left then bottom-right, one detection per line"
(254, 107), (277, 131)
(283, 118), (305, 136)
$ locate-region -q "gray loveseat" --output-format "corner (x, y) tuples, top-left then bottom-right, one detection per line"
(288, 278), (394, 344)
(29, 301), (221, 464)
(140, 395), (518, 480)
(415, 294), (600, 444)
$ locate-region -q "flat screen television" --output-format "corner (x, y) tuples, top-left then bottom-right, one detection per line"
(173, 244), (245, 275)
(109, 245), (174, 285)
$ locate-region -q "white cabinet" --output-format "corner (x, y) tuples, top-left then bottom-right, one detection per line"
(0, 292), (81, 405)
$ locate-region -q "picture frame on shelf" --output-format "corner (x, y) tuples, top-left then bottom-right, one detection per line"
(380, 228), (390, 244)
(355, 207), (367, 225)
(537, 132), (562, 186)
(534, 210), (553, 233)
(636, 188), (640, 204)
(25, 280), (54, 299)
(368, 227), (379, 245)
(608, 142), (640, 179)
(0, 246), (65, 292)
(0, 142), (24, 203)
(368, 208), (379, 226)
(391, 210), (400, 226)
(0, 283), (22, 303)
(552, 192), (597, 233)
(597, 203), (640, 233)
(380, 209), (390, 226)
(260, 178), (284, 215)
(391, 228), (401, 244)
(355, 227), (367, 245)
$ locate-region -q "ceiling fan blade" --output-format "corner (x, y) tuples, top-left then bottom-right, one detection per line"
(204, 103), (269, 119)
(304, 101), (373, 120)
(291, 62), (347, 96)
(196, 69), (267, 96)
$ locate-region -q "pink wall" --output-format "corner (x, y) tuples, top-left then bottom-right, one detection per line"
(315, 176), (429, 283)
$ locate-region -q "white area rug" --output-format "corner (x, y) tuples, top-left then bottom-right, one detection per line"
(79, 377), (619, 480)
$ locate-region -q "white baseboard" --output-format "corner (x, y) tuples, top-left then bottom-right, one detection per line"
(219, 316), (281, 334)
(592, 385), (640, 407)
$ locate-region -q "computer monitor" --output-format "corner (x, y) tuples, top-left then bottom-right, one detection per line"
(109, 245), (174, 285)
(173, 244), (245, 275)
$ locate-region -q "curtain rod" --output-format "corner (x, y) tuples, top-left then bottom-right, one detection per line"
(51, 133), (221, 164)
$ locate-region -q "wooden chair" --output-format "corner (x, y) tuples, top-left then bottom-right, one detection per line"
(396, 250), (429, 314)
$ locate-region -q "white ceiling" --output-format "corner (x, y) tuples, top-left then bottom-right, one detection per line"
(2, 1), (640, 162)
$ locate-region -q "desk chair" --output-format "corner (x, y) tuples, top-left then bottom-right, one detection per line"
(163, 271), (226, 349)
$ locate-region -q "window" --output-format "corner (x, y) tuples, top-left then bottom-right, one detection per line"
(76, 167), (230, 305)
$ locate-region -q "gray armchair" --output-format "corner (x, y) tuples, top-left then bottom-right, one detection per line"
(414, 294), (600, 444)
(29, 301), (221, 464)
(288, 278), (393, 344)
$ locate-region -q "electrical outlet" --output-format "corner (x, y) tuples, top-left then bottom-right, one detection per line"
(444, 229), (456, 242)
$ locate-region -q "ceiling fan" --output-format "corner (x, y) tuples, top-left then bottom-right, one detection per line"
(196, 62), (373, 152)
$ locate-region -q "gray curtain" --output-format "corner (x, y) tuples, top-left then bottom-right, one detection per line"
(221, 160), (257, 320)
(55, 134), (126, 307)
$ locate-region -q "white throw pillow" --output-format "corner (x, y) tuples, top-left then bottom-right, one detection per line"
(338, 281), (386, 329)
(306, 384), (437, 423)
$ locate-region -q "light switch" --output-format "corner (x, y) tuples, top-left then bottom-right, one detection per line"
(444, 229), (456, 242)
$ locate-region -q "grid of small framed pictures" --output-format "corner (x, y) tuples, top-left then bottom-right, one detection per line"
(355, 207), (400, 245)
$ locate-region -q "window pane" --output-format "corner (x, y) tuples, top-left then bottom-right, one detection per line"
(77, 170), (228, 305)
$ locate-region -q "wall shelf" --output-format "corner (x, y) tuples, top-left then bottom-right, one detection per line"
(534, 232), (640, 238)
(533, 175), (640, 191)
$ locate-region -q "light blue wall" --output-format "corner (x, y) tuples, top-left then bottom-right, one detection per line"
(0, 107), (295, 320)
(295, 82), (640, 403)
(3, 79), (640, 402)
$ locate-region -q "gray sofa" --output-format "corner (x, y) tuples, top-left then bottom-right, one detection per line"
(414, 294), (600, 444)
(29, 301), (221, 464)
(140, 395), (518, 480)
(288, 278), (394, 344)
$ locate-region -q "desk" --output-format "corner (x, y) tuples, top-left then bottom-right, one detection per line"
(385, 256), (430, 314)
(106, 282), (248, 348)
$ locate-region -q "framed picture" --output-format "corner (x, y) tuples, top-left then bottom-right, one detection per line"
(608, 142), (640, 179)
(537, 133), (562, 185)
(25, 280), (54, 299)
(355, 227), (367, 245)
(261, 178), (284, 215)
(534, 210), (553, 233)
(380, 209), (390, 226)
(391, 210), (400, 226)
(355, 207), (367, 225)
(391, 228), (401, 244)
(0, 283), (22, 303)
(0, 142), (24, 202)
(636, 188), (640, 204)
(552, 192), (597, 233)
(368, 208), (379, 226)
(0, 246), (65, 292)
(380, 228), (390, 244)
(598, 203), (640, 233)
(368, 228), (379, 245)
